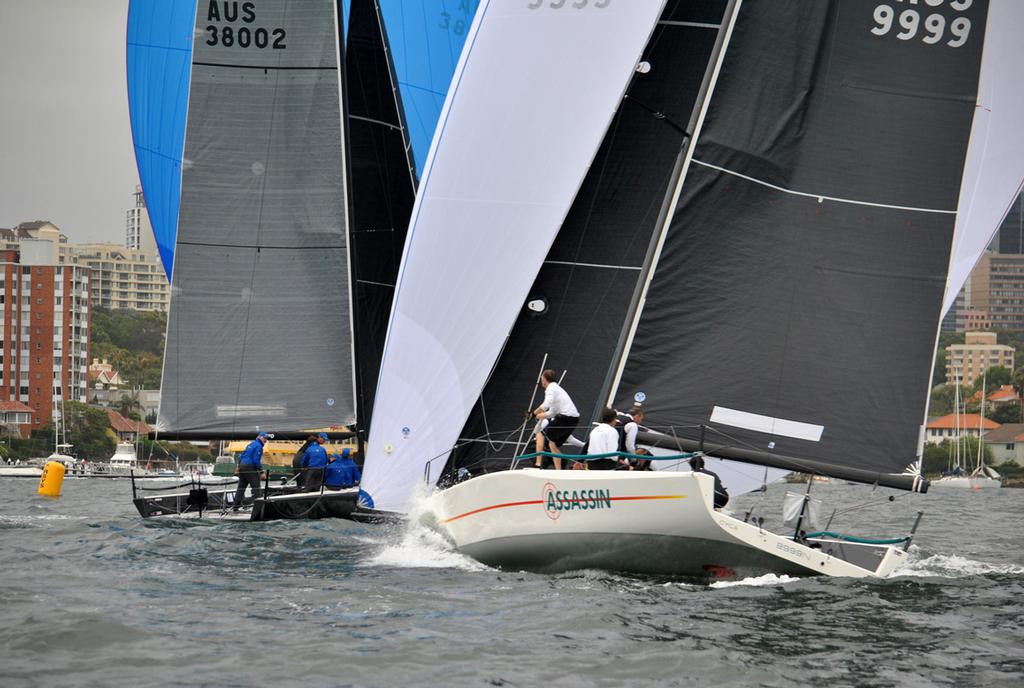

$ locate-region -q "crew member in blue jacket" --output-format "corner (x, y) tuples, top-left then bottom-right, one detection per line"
(232, 431), (271, 510)
(324, 448), (361, 489)
(302, 432), (329, 491)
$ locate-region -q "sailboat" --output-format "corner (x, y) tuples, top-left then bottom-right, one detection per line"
(125, 0), (475, 519)
(359, 0), (1023, 578)
(932, 372), (1002, 489)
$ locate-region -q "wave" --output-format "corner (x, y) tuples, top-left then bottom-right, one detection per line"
(709, 573), (801, 589)
(895, 551), (1024, 578)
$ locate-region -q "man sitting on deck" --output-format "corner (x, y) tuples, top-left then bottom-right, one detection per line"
(324, 448), (361, 489)
(584, 408), (620, 470)
(690, 455), (729, 509)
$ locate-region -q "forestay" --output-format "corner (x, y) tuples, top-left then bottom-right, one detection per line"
(362, 0), (668, 513)
(159, 0), (355, 435)
(613, 0), (989, 481)
(943, 0), (1024, 314)
(126, 0), (197, 279)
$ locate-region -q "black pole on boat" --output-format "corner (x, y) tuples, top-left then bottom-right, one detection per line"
(130, 469), (137, 500)
(792, 477), (814, 541)
(903, 511), (925, 551)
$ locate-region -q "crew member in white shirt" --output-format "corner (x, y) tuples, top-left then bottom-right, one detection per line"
(532, 368), (580, 470)
(585, 408), (620, 470)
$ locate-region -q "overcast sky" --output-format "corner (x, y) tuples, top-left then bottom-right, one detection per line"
(0, 0), (136, 244)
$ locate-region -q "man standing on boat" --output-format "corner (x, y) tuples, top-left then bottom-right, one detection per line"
(302, 432), (329, 491)
(232, 432), (270, 511)
(532, 369), (580, 470)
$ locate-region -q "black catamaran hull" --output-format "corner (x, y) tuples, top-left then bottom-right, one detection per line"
(133, 484), (359, 521)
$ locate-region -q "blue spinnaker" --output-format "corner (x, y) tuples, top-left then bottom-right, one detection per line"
(378, 0), (478, 175)
(126, 0), (196, 280)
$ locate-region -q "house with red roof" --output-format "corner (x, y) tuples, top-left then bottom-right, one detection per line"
(0, 400), (35, 438)
(925, 413), (1000, 445)
(979, 423), (1024, 465)
(105, 409), (150, 443)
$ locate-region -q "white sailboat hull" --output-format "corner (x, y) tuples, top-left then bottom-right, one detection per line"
(929, 476), (1001, 489)
(426, 470), (907, 579)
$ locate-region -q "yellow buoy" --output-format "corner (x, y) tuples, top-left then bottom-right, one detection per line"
(37, 461), (66, 498)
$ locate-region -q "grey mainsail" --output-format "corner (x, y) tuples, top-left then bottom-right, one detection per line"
(160, 1), (354, 435)
(611, 0), (990, 482)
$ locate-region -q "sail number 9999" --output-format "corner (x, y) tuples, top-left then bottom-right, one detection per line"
(871, 1), (972, 47)
(527, 0), (611, 8)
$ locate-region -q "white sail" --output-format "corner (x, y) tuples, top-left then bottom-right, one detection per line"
(943, 0), (1024, 314)
(361, 0), (667, 513)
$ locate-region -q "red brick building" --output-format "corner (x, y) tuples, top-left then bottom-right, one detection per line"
(0, 247), (90, 433)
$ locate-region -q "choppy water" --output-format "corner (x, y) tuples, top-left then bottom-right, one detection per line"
(0, 478), (1021, 688)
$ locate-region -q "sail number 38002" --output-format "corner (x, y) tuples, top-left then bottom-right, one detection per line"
(870, 0), (974, 47)
(205, 1), (286, 50)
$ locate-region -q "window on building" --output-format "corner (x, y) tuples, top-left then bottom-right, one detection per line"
(19, 386), (28, 395)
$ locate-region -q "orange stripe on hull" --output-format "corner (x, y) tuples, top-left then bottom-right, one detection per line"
(440, 494), (686, 524)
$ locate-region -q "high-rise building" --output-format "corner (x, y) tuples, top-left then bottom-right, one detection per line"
(0, 247), (90, 435)
(997, 192), (1024, 254)
(945, 331), (1015, 387)
(126, 185), (160, 260)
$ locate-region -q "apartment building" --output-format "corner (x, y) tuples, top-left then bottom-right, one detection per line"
(945, 331), (1015, 387)
(73, 243), (169, 312)
(0, 245), (90, 435)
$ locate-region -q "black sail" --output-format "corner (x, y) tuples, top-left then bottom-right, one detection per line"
(344, 0), (416, 431)
(613, 0), (989, 478)
(448, 0), (730, 470)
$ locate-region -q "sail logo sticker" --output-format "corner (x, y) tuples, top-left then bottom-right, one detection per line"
(543, 482), (612, 519)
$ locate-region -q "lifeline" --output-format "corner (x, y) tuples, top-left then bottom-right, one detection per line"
(547, 488), (612, 512)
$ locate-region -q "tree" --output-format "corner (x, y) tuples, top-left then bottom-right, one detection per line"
(35, 401), (116, 461)
(929, 384), (957, 417)
(117, 390), (142, 420)
(970, 365), (1011, 396)
(921, 437), (994, 477)
(989, 403), (1022, 425)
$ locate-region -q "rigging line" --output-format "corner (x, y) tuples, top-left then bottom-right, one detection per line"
(355, 279), (395, 288)
(623, 94), (689, 137)
(230, 1), (292, 437)
(690, 159), (959, 214)
(542, 260), (641, 271)
(348, 114), (403, 131)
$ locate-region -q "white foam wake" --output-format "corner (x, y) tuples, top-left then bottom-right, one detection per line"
(894, 552), (1024, 579)
(709, 573), (800, 589)
(361, 483), (490, 572)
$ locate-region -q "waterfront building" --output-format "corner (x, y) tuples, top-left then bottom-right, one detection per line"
(924, 413), (999, 445)
(945, 331), (1015, 387)
(0, 247), (90, 434)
